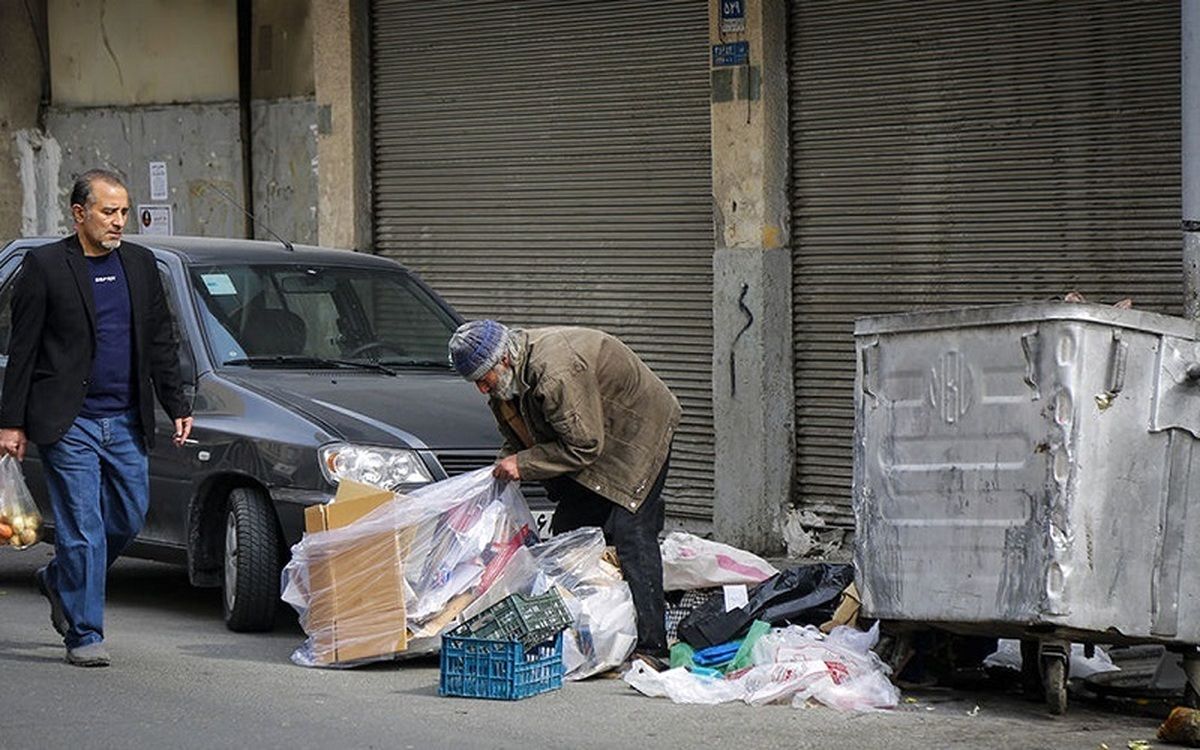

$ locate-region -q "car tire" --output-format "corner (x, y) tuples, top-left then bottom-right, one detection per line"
(222, 486), (280, 632)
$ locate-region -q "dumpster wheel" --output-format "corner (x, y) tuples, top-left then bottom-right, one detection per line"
(1042, 654), (1068, 715)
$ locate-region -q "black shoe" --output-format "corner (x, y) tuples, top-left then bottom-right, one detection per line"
(630, 651), (670, 673)
(35, 566), (69, 637)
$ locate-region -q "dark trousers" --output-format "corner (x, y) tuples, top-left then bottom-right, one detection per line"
(545, 459), (669, 655)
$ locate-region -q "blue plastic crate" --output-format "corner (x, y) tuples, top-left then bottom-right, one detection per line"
(439, 632), (564, 701)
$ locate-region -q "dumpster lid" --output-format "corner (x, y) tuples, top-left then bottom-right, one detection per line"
(855, 302), (1199, 339)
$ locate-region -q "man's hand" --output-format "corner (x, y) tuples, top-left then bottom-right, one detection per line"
(0, 428), (27, 461)
(172, 416), (194, 448)
(492, 454), (521, 481)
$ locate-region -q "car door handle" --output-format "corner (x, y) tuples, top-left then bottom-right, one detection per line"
(182, 438), (200, 446)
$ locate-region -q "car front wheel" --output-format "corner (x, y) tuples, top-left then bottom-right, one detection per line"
(222, 486), (280, 632)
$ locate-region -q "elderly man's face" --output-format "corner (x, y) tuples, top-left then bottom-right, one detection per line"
(475, 357), (517, 399)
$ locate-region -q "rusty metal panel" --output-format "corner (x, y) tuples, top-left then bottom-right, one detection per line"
(789, 0), (1181, 530)
(370, 0), (715, 519)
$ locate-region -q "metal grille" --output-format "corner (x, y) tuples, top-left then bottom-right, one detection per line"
(433, 450), (549, 507)
(370, 0), (715, 521)
(788, 0), (1181, 529)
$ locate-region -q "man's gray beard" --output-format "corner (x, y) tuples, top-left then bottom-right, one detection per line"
(100, 238), (121, 250)
(492, 364), (519, 401)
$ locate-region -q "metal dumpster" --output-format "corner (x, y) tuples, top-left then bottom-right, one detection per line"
(853, 301), (1200, 713)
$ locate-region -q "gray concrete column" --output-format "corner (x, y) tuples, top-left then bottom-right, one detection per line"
(710, 0), (793, 554)
(312, 0), (371, 251)
(0, 1), (48, 239)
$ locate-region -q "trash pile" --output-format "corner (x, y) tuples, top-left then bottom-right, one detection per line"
(281, 469), (899, 711)
(635, 538), (897, 712)
(625, 622), (898, 711)
(281, 469), (638, 676)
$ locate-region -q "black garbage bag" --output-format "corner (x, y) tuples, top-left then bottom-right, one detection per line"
(675, 563), (854, 650)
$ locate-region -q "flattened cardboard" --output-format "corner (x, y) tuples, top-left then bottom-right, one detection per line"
(305, 480), (408, 665)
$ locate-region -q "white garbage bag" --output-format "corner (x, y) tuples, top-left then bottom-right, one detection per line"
(660, 531), (779, 591)
(623, 621), (900, 712)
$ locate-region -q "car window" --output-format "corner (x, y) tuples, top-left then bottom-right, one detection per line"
(0, 254), (27, 357)
(188, 264), (458, 367)
(158, 264), (196, 382)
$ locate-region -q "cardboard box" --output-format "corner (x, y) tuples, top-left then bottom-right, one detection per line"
(304, 480), (409, 665)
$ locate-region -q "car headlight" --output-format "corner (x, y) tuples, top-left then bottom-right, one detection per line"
(318, 443), (434, 489)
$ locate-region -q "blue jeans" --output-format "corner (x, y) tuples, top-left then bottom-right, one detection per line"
(39, 411), (148, 648)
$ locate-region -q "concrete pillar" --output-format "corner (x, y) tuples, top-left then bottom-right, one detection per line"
(1184, 0), (1200, 318)
(312, 0), (371, 251)
(0, 0), (48, 239)
(710, 0), (793, 554)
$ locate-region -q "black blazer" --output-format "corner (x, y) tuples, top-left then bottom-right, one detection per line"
(0, 235), (191, 447)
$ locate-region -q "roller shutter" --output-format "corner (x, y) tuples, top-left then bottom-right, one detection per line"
(371, 0), (716, 519)
(789, 1), (1180, 529)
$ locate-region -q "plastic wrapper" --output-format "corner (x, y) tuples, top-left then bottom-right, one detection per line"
(457, 526), (639, 679)
(623, 661), (746, 704)
(530, 528), (638, 679)
(0, 455), (43, 549)
(281, 469), (538, 667)
(623, 622), (900, 712)
(660, 531), (778, 591)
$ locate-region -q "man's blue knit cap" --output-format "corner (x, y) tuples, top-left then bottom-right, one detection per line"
(448, 319), (510, 381)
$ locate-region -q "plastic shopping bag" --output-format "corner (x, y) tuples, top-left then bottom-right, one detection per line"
(661, 531), (778, 591)
(624, 621), (900, 712)
(0, 455), (43, 549)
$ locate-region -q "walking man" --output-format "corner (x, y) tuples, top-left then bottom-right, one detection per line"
(449, 320), (679, 658)
(0, 169), (193, 666)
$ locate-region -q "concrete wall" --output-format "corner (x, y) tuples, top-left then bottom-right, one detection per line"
(710, 0), (794, 554)
(0, 0), (48, 240)
(17, 0), (319, 242)
(24, 102), (318, 244)
(38, 105), (245, 237)
(250, 0), (318, 243)
(251, 98), (318, 244)
(253, 0), (315, 99)
(49, 0), (237, 107)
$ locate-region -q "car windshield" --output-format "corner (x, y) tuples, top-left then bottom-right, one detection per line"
(187, 263), (458, 368)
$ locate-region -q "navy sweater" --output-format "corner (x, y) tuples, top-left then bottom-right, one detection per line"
(79, 251), (134, 417)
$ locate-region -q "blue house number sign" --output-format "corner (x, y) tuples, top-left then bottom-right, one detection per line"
(712, 41), (749, 67)
(720, 0), (746, 33)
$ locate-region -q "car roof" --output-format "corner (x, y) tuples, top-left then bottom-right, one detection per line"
(11, 235), (407, 270)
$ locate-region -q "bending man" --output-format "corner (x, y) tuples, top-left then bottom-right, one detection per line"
(449, 320), (679, 657)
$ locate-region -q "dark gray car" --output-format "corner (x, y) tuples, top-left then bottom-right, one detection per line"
(0, 237), (547, 632)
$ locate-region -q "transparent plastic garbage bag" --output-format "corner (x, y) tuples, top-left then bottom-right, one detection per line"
(282, 469), (538, 667)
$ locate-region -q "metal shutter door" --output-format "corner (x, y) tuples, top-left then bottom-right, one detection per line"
(371, 0), (715, 520)
(789, 0), (1180, 529)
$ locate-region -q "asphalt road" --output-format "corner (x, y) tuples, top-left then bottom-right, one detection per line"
(0, 547), (1168, 750)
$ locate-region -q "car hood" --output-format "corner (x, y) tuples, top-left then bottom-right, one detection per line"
(221, 369), (501, 450)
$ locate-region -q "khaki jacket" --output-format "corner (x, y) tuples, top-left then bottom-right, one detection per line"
(490, 327), (681, 513)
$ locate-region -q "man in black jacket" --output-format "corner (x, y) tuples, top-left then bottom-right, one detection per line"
(0, 169), (193, 667)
